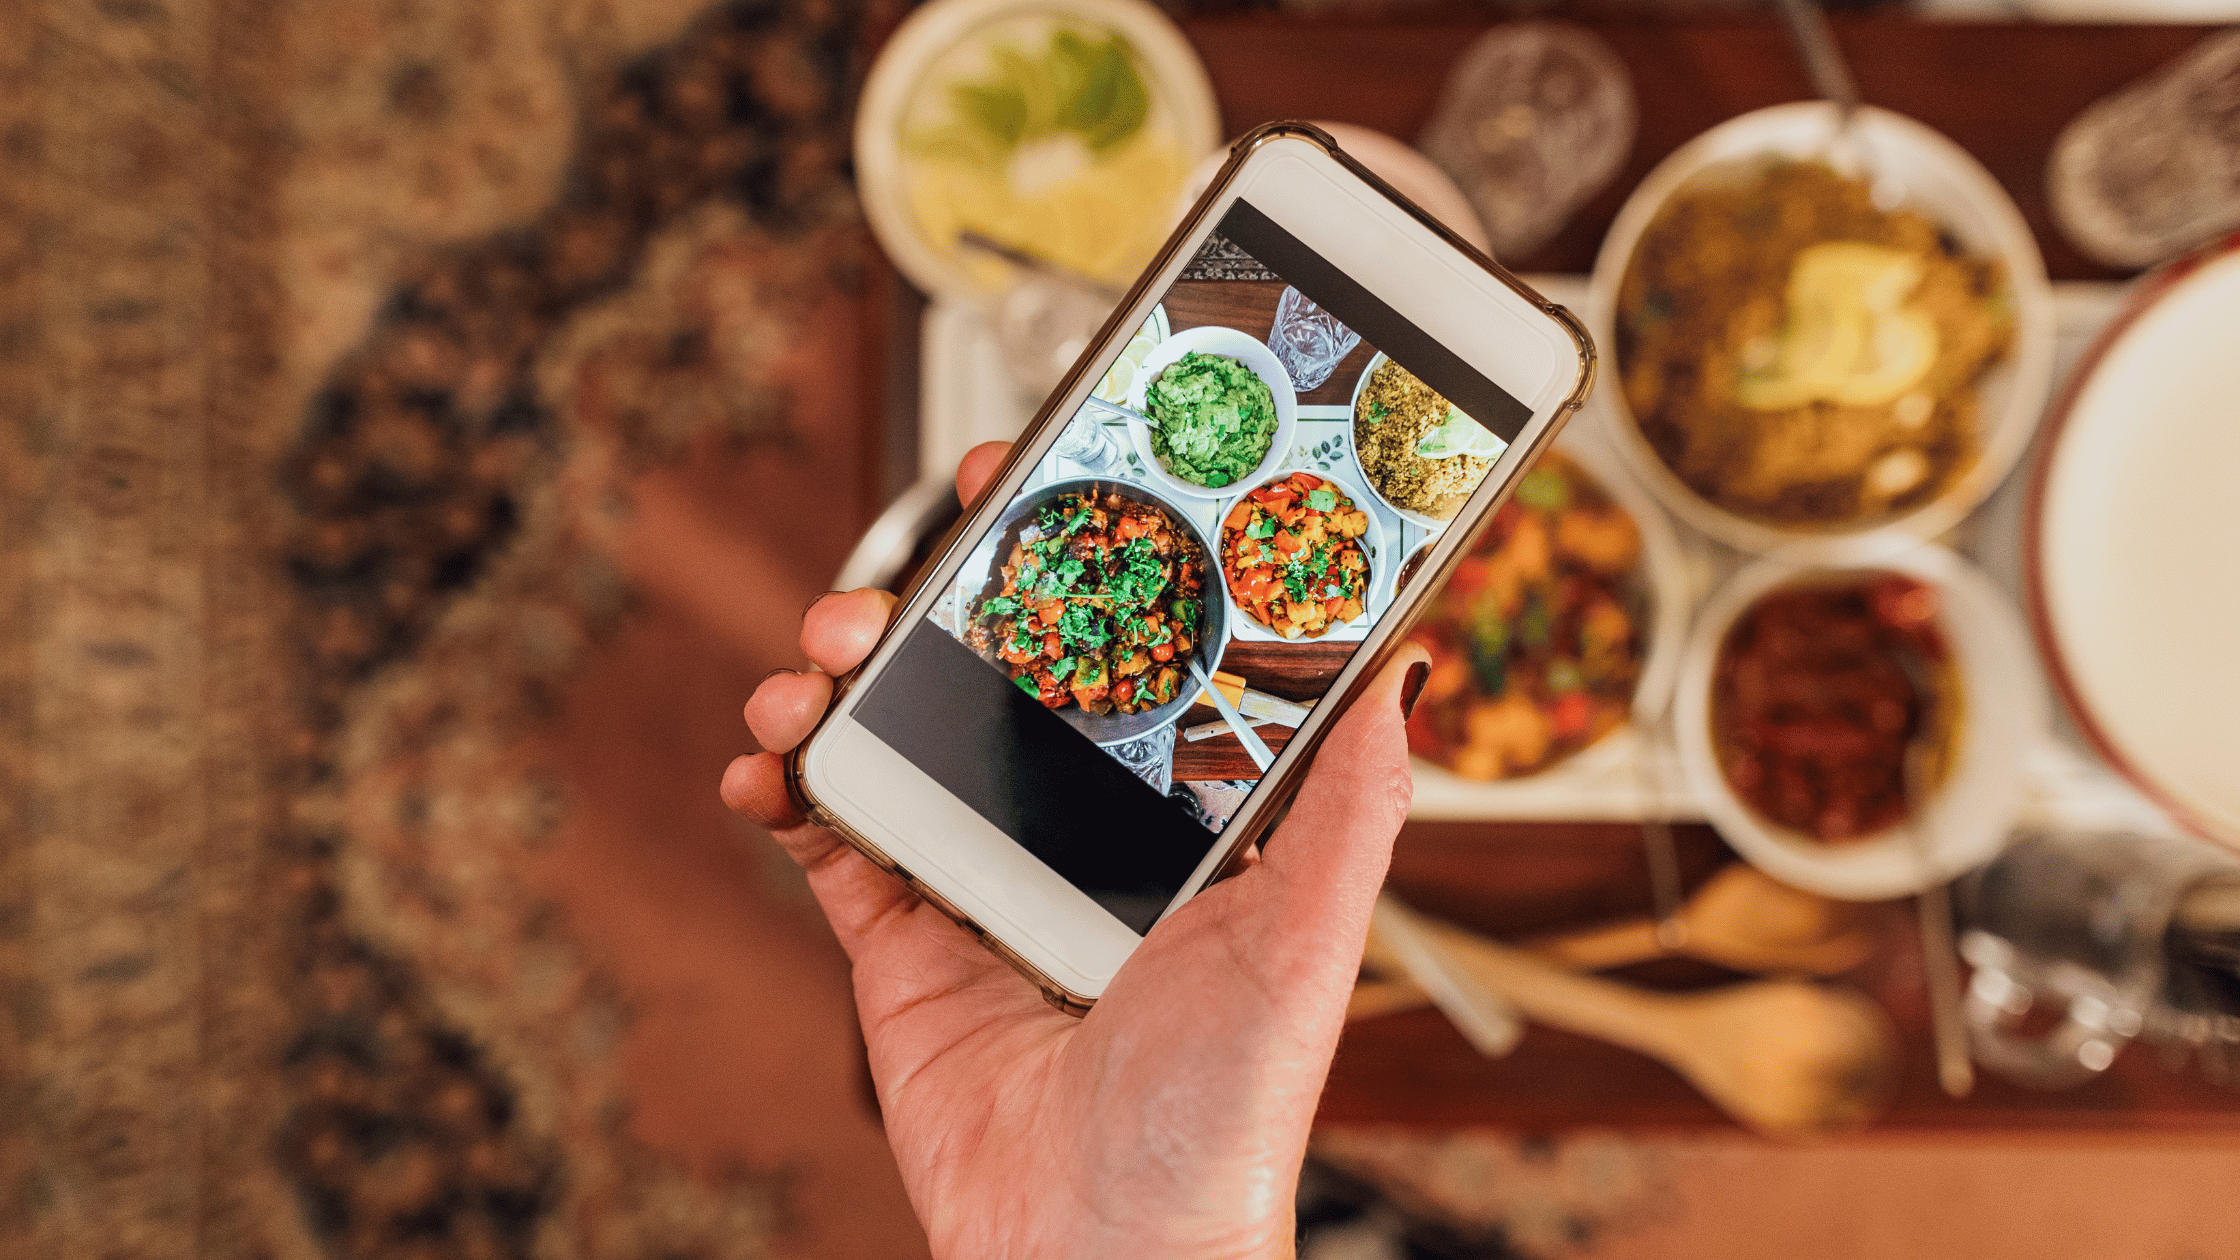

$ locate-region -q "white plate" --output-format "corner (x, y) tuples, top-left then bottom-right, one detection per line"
(2029, 235), (2240, 851)
(853, 0), (1219, 302)
(1126, 324), (1300, 501)
(1584, 103), (2056, 554)
(1673, 541), (2044, 901)
(1212, 468), (1387, 643)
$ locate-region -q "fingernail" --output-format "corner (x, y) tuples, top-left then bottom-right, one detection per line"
(804, 590), (843, 619)
(1399, 660), (1430, 721)
(760, 667), (801, 687)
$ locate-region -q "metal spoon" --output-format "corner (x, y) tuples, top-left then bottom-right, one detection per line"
(1897, 646), (1975, 1097)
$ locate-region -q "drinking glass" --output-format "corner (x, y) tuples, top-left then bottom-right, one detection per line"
(1267, 286), (1360, 391)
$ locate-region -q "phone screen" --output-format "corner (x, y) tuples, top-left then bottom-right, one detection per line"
(852, 199), (1531, 934)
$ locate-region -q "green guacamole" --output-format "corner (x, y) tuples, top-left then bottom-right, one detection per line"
(1144, 351), (1279, 488)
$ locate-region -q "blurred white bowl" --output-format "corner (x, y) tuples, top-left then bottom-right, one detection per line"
(1404, 427), (1693, 804)
(1673, 540), (2045, 901)
(854, 0), (1220, 302)
(1126, 324), (1299, 501)
(1585, 103), (2056, 554)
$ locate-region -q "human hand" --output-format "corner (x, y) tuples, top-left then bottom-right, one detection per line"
(722, 442), (1429, 1260)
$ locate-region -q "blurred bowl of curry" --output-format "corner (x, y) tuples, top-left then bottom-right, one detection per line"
(1585, 103), (2055, 554)
(1399, 434), (1691, 805)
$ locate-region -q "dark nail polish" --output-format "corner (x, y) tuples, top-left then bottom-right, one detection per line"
(760, 667), (801, 687)
(1399, 660), (1430, 721)
(804, 589), (843, 619)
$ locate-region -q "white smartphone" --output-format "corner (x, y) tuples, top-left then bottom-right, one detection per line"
(788, 123), (1594, 1011)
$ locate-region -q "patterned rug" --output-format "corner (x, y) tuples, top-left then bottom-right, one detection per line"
(1, 0), (893, 1254)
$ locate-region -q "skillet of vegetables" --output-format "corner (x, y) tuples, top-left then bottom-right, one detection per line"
(958, 479), (1226, 745)
(1219, 471), (1373, 639)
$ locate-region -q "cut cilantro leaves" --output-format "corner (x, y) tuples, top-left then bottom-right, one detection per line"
(1014, 674), (1040, 697)
(1306, 488), (1337, 512)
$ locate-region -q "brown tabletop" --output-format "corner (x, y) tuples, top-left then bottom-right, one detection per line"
(1177, 14), (2217, 282)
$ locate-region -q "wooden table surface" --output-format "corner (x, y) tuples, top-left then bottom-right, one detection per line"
(861, 15), (2240, 1131)
(1177, 14), (2216, 282)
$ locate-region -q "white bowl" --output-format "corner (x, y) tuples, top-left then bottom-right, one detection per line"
(1672, 540), (2045, 901)
(1584, 103), (2056, 554)
(1403, 428), (1694, 804)
(1212, 467), (1387, 642)
(1343, 349), (1498, 532)
(853, 0), (1220, 302)
(1126, 324), (1299, 500)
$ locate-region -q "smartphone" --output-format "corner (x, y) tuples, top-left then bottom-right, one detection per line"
(789, 122), (1593, 1011)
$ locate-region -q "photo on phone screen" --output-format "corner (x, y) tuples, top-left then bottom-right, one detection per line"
(849, 198), (1533, 934)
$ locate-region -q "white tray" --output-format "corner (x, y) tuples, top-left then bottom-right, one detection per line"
(920, 276), (2179, 831)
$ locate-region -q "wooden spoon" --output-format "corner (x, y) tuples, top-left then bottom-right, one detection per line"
(1531, 863), (1884, 977)
(1349, 865), (1884, 1025)
(1410, 917), (1898, 1140)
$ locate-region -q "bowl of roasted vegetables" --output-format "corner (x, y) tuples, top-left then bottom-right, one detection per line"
(1402, 450), (1648, 779)
(958, 478), (1225, 745)
(1217, 470), (1382, 641)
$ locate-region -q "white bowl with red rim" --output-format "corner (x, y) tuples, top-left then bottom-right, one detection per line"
(2025, 229), (2240, 852)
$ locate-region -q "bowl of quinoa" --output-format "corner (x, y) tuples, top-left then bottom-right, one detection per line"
(1348, 353), (1503, 529)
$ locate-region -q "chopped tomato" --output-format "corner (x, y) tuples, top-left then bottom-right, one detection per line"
(1445, 556), (1492, 601)
(1113, 514), (1156, 544)
(1550, 691), (1594, 740)
(1324, 597), (1345, 617)
(1272, 531), (1305, 555)
(1113, 677), (1136, 707)
(1150, 642), (1174, 662)
(1290, 472), (1322, 491)
(1223, 502), (1253, 531)
(1244, 571), (1277, 601)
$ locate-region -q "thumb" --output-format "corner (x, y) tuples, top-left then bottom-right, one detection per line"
(1253, 641), (1431, 938)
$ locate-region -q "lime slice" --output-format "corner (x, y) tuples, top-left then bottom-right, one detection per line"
(1416, 405), (1506, 460)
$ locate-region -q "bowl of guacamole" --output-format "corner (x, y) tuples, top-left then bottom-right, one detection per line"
(1126, 324), (1298, 499)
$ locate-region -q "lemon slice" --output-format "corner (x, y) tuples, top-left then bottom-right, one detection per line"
(1097, 319), (1162, 401)
(1098, 358), (1136, 402)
